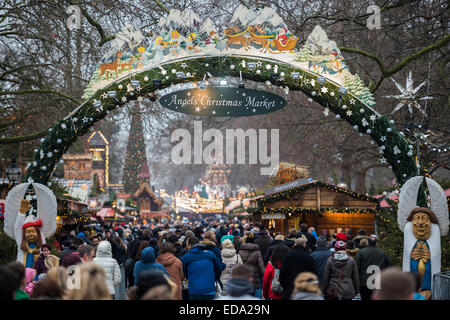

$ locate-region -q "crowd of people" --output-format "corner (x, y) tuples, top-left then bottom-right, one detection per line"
(0, 218), (428, 300)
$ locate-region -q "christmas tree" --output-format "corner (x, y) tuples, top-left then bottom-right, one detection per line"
(122, 102), (148, 193)
(344, 75), (376, 106)
(296, 45), (311, 62)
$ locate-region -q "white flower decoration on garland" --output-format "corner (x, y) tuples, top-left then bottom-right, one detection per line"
(361, 118), (369, 127)
(274, 65), (279, 73)
(323, 108), (329, 116)
(310, 79), (316, 87)
(161, 68), (167, 75)
(393, 146), (401, 154)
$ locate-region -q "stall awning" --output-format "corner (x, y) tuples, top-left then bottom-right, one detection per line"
(96, 208), (115, 218)
(141, 211), (169, 218)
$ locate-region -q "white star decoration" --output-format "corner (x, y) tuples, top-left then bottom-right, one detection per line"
(83, 117), (89, 123)
(195, 107), (200, 112)
(137, 96), (143, 102)
(121, 96), (127, 102)
(380, 136), (387, 142)
(321, 87), (328, 93)
(181, 63), (187, 69)
(379, 157), (387, 164)
(161, 69), (167, 75)
(256, 61), (262, 67)
(369, 115), (377, 121)
(265, 64), (272, 70)
(47, 152), (53, 158)
(25, 195), (33, 201)
(346, 110), (352, 116)
(384, 70), (432, 115)
(265, 80), (271, 86)
(349, 98), (356, 105)
(101, 93), (108, 99)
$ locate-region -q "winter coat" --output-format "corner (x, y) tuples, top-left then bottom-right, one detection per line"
(264, 240), (289, 266)
(133, 247), (168, 285)
(182, 244), (222, 295)
(156, 252), (184, 300)
(321, 251), (359, 300)
(262, 261), (282, 299)
(93, 241), (121, 295)
(238, 243), (265, 290)
(200, 239), (226, 271)
(33, 254), (48, 275)
(220, 243), (242, 286)
(255, 233), (274, 260)
(355, 245), (393, 286)
(111, 243), (127, 265)
(310, 246), (332, 285)
(279, 246), (316, 299)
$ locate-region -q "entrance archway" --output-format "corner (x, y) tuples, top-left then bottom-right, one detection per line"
(24, 20), (418, 187)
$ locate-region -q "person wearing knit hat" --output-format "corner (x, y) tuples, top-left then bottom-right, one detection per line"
(321, 239), (359, 300)
(336, 232), (348, 242)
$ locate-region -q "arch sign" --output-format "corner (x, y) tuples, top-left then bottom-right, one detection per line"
(25, 5), (418, 186)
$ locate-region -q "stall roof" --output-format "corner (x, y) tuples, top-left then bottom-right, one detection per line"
(96, 208), (115, 218)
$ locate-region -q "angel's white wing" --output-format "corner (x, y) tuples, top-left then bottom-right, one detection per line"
(33, 183), (57, 238)
(4, 183), (30, 239)
(397, 176), (423, 231)
(426, 177), (449, 236)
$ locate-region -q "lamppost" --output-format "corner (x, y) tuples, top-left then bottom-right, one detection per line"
(5, 155), (22, 184)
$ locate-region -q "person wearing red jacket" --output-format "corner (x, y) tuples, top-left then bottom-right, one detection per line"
(263, 244), (289, 299)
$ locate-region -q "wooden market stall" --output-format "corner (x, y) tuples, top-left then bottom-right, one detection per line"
(250, 178), (378, 237)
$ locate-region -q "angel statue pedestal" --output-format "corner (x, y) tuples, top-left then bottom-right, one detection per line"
(4, 183), (57, 267)
(398, 176), (449, 300)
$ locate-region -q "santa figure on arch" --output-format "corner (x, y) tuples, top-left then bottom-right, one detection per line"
(4, 182), (57, 268)
(397, 176), (449, 299)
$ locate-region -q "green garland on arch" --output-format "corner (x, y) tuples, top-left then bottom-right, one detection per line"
(24, 55), (419, 190)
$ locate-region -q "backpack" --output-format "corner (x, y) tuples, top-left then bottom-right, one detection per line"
(269, 261), (283, 294)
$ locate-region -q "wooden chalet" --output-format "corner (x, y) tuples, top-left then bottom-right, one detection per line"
(250, 178), (379, 236)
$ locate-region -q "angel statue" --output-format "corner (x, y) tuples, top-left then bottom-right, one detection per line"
(397, 176), (449, 299)
(4, 183), (57, 268)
